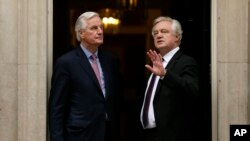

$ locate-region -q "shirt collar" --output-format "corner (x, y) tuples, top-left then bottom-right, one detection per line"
(162, 47), (179, 63)
(80, 44), (98, 59)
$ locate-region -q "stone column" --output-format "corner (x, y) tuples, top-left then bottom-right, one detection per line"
(0, 0), (52, 141)
(0, 0), (18, 140)
(212, 0), (249, 140)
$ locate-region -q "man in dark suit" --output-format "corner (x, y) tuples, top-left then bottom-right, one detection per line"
(48, 11), (121, 141)
(140, 16), (199, 141)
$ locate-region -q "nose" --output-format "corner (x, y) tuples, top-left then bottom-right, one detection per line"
(155, 33), (163, 39)
(97, 27), (103, 34)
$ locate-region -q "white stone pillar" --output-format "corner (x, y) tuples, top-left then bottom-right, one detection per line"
(0, 0), (19, 140)
(212, 0), (249, 141)
(0, 0), (52, 140)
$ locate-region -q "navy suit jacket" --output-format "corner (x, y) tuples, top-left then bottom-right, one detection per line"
(49, 46), (121, 141)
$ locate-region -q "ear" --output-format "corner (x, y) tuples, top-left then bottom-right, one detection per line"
(175, 34), (180, 42)
(79, 30), (85, 39)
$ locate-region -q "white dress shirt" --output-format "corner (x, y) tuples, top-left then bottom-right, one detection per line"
(80, 44), (106, 96)
(140, 47), (180, 129)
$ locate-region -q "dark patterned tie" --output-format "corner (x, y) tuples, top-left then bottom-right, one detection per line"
(142, 74), (156, 127)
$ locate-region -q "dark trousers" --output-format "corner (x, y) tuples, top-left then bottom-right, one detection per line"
(143, 128), (160, 141)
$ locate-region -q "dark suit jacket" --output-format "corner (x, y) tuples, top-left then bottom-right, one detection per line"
(144, 50), (199, 141)
(48, 46), (121, 141)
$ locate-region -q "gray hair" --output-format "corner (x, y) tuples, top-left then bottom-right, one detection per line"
(152, 16), (183, 44)
(75, 11), (100, 41)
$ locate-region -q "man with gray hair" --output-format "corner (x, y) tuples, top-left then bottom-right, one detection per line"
(49, 11), (121, 141)
(140, 16), (199, 141)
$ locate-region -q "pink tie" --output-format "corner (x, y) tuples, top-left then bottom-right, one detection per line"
(90, 54), (101, 85)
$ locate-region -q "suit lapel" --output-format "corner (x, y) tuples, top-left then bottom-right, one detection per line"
(165, 50), (182, 70)
(98, 52), (110, 99)
(154, 50), (182, 96)
(75, 47), (103, 95)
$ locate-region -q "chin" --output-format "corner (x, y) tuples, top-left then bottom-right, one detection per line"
(156, 45), (165, 49)
(96, 42), (103, 46)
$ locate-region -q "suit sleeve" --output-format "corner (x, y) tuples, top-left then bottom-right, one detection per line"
(161, 57), (199, 96)
(48, 59), (71, 141)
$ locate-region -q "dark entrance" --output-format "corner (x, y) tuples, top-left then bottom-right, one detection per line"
(53, 0), (211, 141)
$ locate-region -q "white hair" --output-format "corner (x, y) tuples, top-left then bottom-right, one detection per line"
(74, 11), (100, 42)
(152, 16), (183, 44)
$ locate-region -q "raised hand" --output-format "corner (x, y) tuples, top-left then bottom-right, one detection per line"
(145, 49), (166, 77)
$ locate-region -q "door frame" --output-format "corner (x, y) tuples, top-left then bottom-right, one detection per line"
(211, 0), (218, 141)
(47, 0), (218, 140)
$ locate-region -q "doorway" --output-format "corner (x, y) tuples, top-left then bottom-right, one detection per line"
(52, 0), (211, 140)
